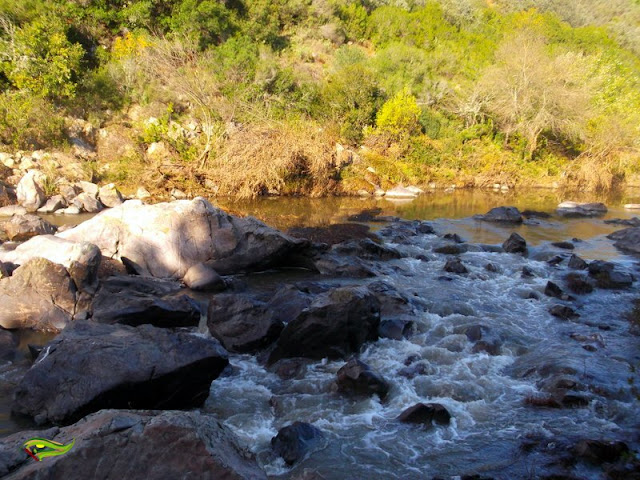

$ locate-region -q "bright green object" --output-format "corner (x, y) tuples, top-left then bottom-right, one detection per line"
(23, 438), (75, 461)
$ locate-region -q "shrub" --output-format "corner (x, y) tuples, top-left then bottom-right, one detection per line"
(375, 88), (421, 139)
(0, 91), (65, 149)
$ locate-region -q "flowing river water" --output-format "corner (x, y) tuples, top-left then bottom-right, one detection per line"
(2, 189), (640, 478)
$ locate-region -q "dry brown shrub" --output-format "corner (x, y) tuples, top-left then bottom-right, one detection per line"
(206, 123), (339, 198)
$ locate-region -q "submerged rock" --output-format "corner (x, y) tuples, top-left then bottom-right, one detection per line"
(573, 440), (630, 465)
(378, 318), (413, 340)
(552, 241), (575, 250)
(443, 257), (468, 274)
(270, 286), (380, 362)
(336, 358), (389, 399)
(565, 273), (594, 295)
(271, 422), (325, 465)
(556, 201), (607, 218)
(207, 293), (283, 353)
(568, 254), (588, 270)
(331, 238), (402, 261)
(549, 305), (579, 320)
(0, 410), (266, 479)
(588, 261), (634, 289)
(58, 198), (311, 278)
(397, 403), (451, 426)
(12, 321), (229, 425)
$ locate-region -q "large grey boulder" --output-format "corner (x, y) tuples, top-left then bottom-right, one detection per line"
(72, 192), (103, 213)
(12, 321), (229, 425)
(58, 198), (311, 279)
(16, 171), (46, 212)
(0, 258), (78, 331)
(270, 286), (381, 362)
(3, 214), (56, 241)
(0, 410), (266, 479)
(556, 201), (607, 218)
(36, 194), (66, 213)
(474, 206), (523, 224)
(98, 183), (124, 207)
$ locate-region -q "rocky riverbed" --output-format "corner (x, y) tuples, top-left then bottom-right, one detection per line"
(0, 197), (639, 479)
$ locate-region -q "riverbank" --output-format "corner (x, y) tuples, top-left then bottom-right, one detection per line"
(0, 195), (639, 478)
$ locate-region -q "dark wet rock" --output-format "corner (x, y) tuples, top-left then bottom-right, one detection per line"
(472, 339), (501, 356)
(457, 324), (487, 342)
(568, 254), (588, 270)
(485, 263), (499, 273)
(588, 261), (634, 289)
(27, 344), (43, 360)
(604, 217), (640, 227)
(271, 422), (325, 465)
(347, 208), (382, 222)
(552, 241), (575, 250)
(573, 440), (630, 465)
(267, 285), (315, 323)
(0, 258), (78, 331)
(565, 273), (594, 295)
(183, 262), (226, 291)
(443, 233), (465, 243)
(91, 275), (201, 328)
(397, 403), (451, 426)
(547, 255), (566, 266)
(434, 243), (468, 255)
(522, 210), (551, 219)
(208, 294), (283, 353)
(0, 328), (18, 361)
(502, 232), (527, 254)
(331, 238), (402, 260)
(521, 266), (535, 278)
(556, 202), (607, 218)
(270, 286), (380, 362)
(443, 257), (468, 274)
(474, 206), (523, 224)
(3, 214), (56, 241)
(0, 409), (266, 479)
(544, 281), (572, 300)
(288, 223), (374, 245)
(313, 254), (377, 278)
(12, 321), (229, 425)
(607, 226), (640, 254)
(367, 280), (416, 317)
(549, 305), (579, 320)
(336, 358), (389, 399)
(378, 318), (413, 340)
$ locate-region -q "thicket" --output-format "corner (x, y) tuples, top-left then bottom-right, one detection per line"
(0, 0), (638, 196)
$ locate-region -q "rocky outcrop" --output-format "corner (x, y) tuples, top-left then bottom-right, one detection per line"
(0, 410), (266, 479)
(270, 286), (380, 362)
(0, 258), (79, 331)
(12, 321), (229, 425)
(474, 206), (523, 224)
(556, 201), (607, 218)
(335, 358), (389, 399)
(207, 294), (283, 353)
(58, 198), (311, 279)
(91, 275), (201, 327)
(3, 214), (56, 241)
(271, 422), (325, 465)
(607, 227), (640, 255)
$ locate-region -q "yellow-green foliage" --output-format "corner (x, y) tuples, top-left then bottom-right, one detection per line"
(375, 89), (421, 140)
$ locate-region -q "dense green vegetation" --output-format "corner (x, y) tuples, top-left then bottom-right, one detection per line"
(0, 0), (639, 196)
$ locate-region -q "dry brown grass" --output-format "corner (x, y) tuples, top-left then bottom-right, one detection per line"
(205, 122), (339, 198)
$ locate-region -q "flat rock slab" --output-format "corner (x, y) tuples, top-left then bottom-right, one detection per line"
(473, 206), (523, 224)
(12, 321), (229, 425)
(607, 227), (640, 255)
(58, 198), (310, 278)
(3, 214), (56, 241)
(0, 410), (266, 479)
(556, 202), (607, 218)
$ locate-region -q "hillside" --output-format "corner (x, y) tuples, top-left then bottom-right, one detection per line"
(0, 0), (639, 197)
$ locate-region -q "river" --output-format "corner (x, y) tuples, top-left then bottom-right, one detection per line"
(2, 188), (640, 478)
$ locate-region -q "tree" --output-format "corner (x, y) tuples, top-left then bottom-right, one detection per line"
(375, 88), (421, 140)
(0, 16), (84, 99)
(476, 28), (592, 156)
